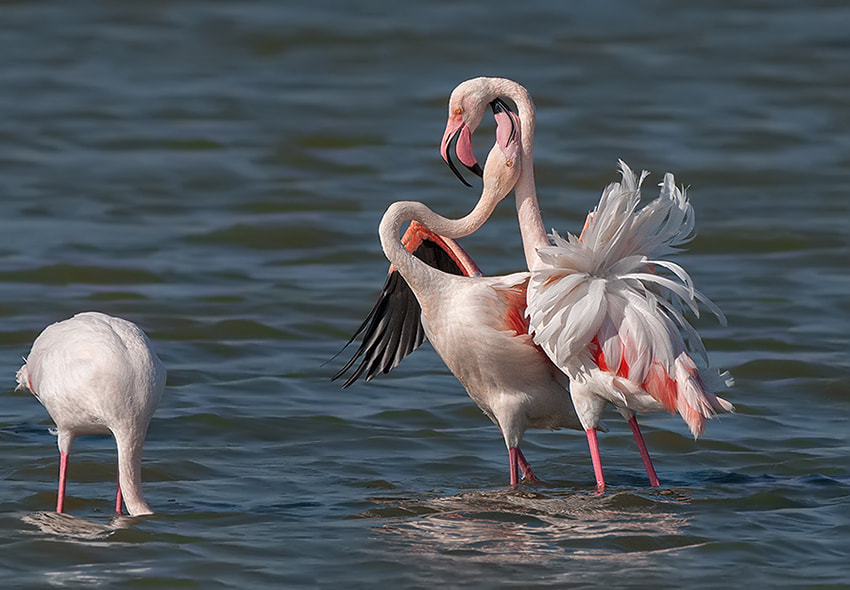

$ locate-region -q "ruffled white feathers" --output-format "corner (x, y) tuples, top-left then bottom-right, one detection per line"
(527, 161), (733, 437)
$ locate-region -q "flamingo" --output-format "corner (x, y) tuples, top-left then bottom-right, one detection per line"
(16, 311), (166, 516)
(335, 113), (584, 486)
(441, 77), (734, 490)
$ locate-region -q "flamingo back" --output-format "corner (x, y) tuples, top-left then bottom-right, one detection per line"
(16, 312), (165, 437)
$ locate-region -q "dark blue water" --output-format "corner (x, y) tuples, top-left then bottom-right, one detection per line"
(0, 1), (847, 588)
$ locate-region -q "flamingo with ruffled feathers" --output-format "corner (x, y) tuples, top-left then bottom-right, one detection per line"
(334, 111), (584, 486)
(441, 77), (734, 490)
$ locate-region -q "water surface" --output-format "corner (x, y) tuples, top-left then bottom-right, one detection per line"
(0, 1), (847, 588)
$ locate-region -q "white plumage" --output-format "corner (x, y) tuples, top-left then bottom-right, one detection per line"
(338, 127), (583, 486)
(441, 77), (734, 490)
(527, 162), (734, 438)
(16, 311), (166, 516)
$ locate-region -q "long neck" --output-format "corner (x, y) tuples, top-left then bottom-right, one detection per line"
(489, 79), (549, 271)
(379, 195), (497, 293)
(114, 428), (152, 516)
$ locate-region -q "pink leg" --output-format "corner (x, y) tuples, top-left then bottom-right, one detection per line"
(628, 416), (660, 487)
(508, 447), (520, 487)
(586, 429), (605, 491)
(115, 475), (123, 515)
(56, 452), (69, 513)
(515, 448), (541, 483)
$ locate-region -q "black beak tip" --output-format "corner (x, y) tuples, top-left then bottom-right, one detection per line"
(445, 154), (473, 187)
(444, 129), (476, 187)
(490, 97), (512, 115)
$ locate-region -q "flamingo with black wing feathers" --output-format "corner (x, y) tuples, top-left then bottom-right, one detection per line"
(335, 109), (584, 486)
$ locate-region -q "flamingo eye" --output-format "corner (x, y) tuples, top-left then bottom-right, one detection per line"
(506, 160), (513, 168)
(454, 107), (462, 115)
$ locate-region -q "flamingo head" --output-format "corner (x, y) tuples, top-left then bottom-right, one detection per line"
(441, 78), (522, 187)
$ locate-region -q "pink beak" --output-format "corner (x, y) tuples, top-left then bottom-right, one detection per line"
(441, 113), (483, 186)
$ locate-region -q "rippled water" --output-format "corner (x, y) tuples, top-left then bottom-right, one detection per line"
(0, 1), (848, 588)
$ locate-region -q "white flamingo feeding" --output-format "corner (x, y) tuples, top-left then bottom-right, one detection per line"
(441, 77), (734, 490)
(335, 114), (585, 486)
(16, 311), (166, 516)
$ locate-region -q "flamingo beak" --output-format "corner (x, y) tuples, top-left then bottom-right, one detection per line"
(491, 98), (521, 164)
(440, 113), (483, 187)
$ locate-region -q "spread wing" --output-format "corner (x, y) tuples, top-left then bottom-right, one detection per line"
(332, 221), (481, 388)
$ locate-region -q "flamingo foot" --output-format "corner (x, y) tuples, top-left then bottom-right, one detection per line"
(628, 416), (660, 487)
(586, 429), (606, 492)
(56, 451), (69, 513)
(515, 448), (543, 485)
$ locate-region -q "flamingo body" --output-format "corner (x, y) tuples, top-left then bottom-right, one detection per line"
(526, 164), (734, 437)
(16, 312), (166, 516)
(414, 269), (577, 448)
(337, 134), (582, 485)
(442, 77), (734, 489)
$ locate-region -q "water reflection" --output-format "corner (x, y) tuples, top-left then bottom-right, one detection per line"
(364, 489), (699, 563)
(21, 511), (131, 541)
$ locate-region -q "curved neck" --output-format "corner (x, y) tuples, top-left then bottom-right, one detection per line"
(114, 429), (152, 516)
(487, 79), (549, 271)
(379, 195), (497, 293)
